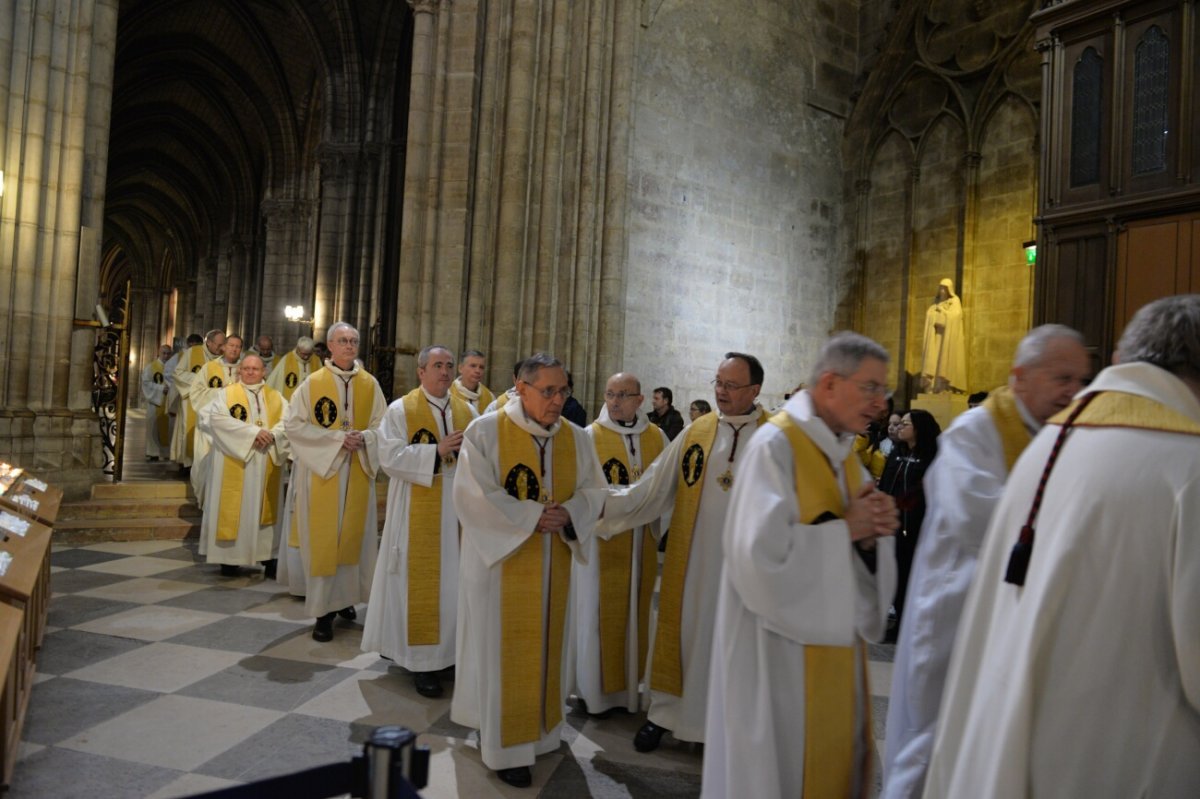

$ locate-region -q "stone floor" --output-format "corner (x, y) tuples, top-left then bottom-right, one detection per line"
(13, 408), (896, 797)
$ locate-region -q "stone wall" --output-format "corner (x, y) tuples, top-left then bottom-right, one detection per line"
(621, 0), (859, 410)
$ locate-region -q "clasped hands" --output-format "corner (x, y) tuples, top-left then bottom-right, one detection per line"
(340, 430), (366, 452)
(537, 502), (572, 535)
(252, 429), (275, 452)
(845, 484), (899, 549)
(437, 431), (463, 459)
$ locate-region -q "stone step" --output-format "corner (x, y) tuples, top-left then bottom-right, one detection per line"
(57, 498), (201, 522)
(91, 481), (192, 500)
(54, 516), (200, 545)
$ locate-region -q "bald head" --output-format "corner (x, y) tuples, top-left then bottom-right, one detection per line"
(604, 372), (643, 423)
(239, 354), (266, 385)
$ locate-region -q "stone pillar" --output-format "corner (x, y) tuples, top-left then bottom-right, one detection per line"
(261, 198), (313, 347)
(0, 0), (119, 495)
(314, 143), (365, 339)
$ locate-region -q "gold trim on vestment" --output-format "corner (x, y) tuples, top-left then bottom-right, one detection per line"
(983, 385), (1032, 473)
(403, 388), (473, 646)
(184, 346), (206, 458)
(769, 411), (872, 799)
(497, 413), (576, 747)
(306, 368), (376, 576)
(451, 380), (495, 415)
(1050, 390), (1200, 437)
(590, 423), (665, 694)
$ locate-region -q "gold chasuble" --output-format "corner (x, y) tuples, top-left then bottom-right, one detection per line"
(216, 384), (284, 540)
(497, 413), (576, 747)
(451, 381), (495, 415)
(184, 346), (208, 458)
(402, 388), (473, 645)
(770, 411), (872, 799)
(590, 423), (665, 693)
(652, 408), (768, 696)
(983, 385), (1033, 472)
(304, 368), (377, 576)
(276, 351), (306, 402)
(150, 362), (169, 446)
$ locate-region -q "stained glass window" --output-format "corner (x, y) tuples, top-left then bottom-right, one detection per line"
(1132, 26), (1169, 175)
(1070, 48), (1103, 187)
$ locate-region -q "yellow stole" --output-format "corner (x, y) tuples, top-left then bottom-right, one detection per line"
(304, 367), (376, 576)
(402, 388), (474, 645)
(494, 391), (512, 410)
(451, 380), (496, 415)
(983, 385), (1033, 472)
(590, 422), (665, 693)
(277, 350), (306, 401)
(184, 346), (207, 459)
(497, 412), (576, 747)
(216, 384), (284, 541)
(770, 411), (871, 799)
(150, 361), (169, 446)
(651, 408), (768, 695)
(1050, 389), (1200, 437)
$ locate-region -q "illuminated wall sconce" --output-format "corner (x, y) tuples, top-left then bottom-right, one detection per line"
(1023, 240), (1037, 266)
(285, 304), (314, 325)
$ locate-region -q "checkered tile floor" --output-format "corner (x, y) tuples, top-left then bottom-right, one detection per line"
(15, 539), (896, 798)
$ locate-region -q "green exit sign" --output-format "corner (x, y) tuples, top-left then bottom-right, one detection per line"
(1024, 243), (1037, 265)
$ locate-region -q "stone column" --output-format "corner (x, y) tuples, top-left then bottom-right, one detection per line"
(0, 0), (119, 495)
(261, 198), (312, 347)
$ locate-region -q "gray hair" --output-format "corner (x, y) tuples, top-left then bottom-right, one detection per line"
(460, 348), (485, 361)
(296, 336), (315, 353)
(1013, 324), (1086, 369)
(326, 322), (358, 342)
(204, 329), (225, 343)
(808, 331), (889, 387)
(1116, 294), (1200, 381)
(417, 344), (453, 368)
(518, 352), (564, 383)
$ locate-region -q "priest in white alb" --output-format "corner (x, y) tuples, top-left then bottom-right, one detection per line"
(279, 322), (386, 643)
(601, 352), (770, 753)
(141, 344), (174, 461)
(924, 295), (1200, 798)
(702, 332), (898, 799)
(266, 336), (317, 403)
(170, 329), (224, 468)
(881, 324), (1089, 799)
(573, 371), (668, 717)
(362, 345), (475, 699)
(190, 335), (243, 506)
(197, 355), (288, 576)
(451, 353), (607, 789)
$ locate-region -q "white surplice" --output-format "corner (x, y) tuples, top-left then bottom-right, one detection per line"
(701, 391), (895, 799)
(190, 360), (240, 508)
(361, 389), (476, 670)
(599, 406), (765, 742)
(925, 362), (1200, 798)
(196, 383), (288, 565)
(277, 362), (385, 617)
(450, 398), (607, 771)
(140, 358), (173, 459)
(882, 398), (1036, 799)
(572, 407), (669, 714)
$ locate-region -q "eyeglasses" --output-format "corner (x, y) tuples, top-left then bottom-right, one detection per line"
(711, 378), (755, 392)
(841, 377), (889, 398)
(523, 382), (571, 400)
(604, 391), (640, 401)
(331, 337), (359, 346)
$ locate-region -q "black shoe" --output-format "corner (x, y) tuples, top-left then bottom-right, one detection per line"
(337, 605), (357, 621)
(312, 613), (335, 642)
(634, 720), (668, 752)
(575, 696), (619, 720)
(496, 766), (532, 788)
(414, 671), (444, 698)
(261, 559), (277, 580)
(219, 564), (240, 577)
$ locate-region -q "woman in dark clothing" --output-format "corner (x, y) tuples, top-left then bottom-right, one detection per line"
(879, 408), (941, 639)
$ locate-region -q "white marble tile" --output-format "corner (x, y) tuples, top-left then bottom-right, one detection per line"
(234, 594), (314, 624)
(77, 556), (192, 578)
(66, 641), (246, 693)
(16, 741), (45, 762)
(73, 605), (226, 642)
(74, 576), (210, 604)
(257, 624), (377, 669)
(57, 694), (284, 772)
(145, 772), (244, 799)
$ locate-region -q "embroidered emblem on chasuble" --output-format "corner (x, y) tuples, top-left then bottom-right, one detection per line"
(216, 384), (284, 541)
(496, 413), (576, 746)
(302, 368), (376, 576)
(652, 409), (767, 696)
(286, 371), (299, 388)
(153, 370), (164, 384)
(208, 375), (223, 388)
(400, 388), (472, 646)
(590, 423), (665, 693)
(770, 411), (873, 799)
